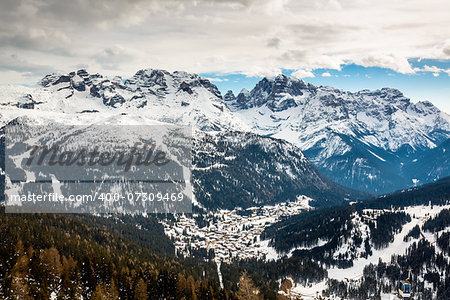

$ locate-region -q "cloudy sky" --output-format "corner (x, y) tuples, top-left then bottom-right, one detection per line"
(1, 0), (449, 112)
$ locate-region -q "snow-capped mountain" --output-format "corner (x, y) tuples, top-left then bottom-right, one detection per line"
(0, 69), (249, 131)
(2, 113), (195, 214)
(225, 74), (450, 194)
(2, 69), (448, 198)
(0, 70), (368, 210)
(0, 117), (366, 211)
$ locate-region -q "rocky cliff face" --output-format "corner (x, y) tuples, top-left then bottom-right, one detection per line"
(223, 90), (236, 103)
(8, 69), (249, 132)
(229, 75), (450, 194)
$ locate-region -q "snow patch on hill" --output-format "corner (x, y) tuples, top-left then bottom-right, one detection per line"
(328, 203), (450, 281)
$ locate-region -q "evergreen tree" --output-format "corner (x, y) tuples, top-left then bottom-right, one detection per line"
(236, 271), (261, 300)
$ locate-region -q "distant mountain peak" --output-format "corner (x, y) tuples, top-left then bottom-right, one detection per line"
(230, 74), (450, 194)
(223, 90), (235, 102)
(239, 88), (250, 94)
(3, 68), (249, 132)
(223, 74), (310, 112)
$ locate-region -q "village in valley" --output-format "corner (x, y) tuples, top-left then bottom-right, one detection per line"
(162, 195), (312, 263)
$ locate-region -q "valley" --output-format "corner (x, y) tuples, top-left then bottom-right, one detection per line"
(163, 195), (312, 263)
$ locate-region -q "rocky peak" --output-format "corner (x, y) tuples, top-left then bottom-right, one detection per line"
(236, 88), (251, 104)
(198, 78), (222, 99)
(179, 81), (193, 94)
(358, 87), (402, 99)
(124, 69), (222, 98)
(125, 69), (169, 92)
(244, 75), (307, 111)
(41, 69), (101, 88)
(39, 69), (110, 100)
(270, 74), (307, 96)
(239, 88), (250, 95)
(223, 90), (236, 103)
(34, 68), (235, 128)
(411, 101), (447, 120)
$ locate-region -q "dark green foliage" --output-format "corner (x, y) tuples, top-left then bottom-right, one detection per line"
(263, 205), (410, 266)
(362, 176), (450, 209)
(326, 238), (450, 299)
(437, 231), (450, 256)
(370, 212), (410, 249)
(192, 131), (370, 210)
(404, 225), (421, 242)
(263, 206), (355, 251)
(220, 256), (326, 299)
(423, 209), (450, 232)
(0, 210), (233, 299)
(262, 177), (450, 270)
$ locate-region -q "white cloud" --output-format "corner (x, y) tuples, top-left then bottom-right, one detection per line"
(204, 77), (229, 82)
(291, 69), (315, 78)
(413, 65), (450, 77)
(414, 65), (441, 73)
(356, 53), (415, 74)
(92, 45), (136, 70)
(0, 53), (55, 75)
(322, 72), (331, 77)
(442, 40), (450, 57)
(0, 0), (450, 84)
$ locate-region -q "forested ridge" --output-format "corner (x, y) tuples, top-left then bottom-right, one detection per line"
(325, 232), (450, 299)
(0, 209), (236, 299)
(263, 176), (450, 260)
(3, 208), (322, 299)
(0, 176), (448, 299)
(261, 177), (450, 299)
(263, 207), (410, 267)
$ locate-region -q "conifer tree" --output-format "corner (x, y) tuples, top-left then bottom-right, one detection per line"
(236, 271), (261, 300)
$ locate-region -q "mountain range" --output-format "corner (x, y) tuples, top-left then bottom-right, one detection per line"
(0, 69), (367, 209)
(1, 68), (449, 203)
(224, 74), (450, 194)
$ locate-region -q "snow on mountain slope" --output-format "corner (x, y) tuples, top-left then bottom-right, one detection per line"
(225, 74), (450, 194)
(227, 75), (449, 151)
(0, 69), (249, 131)
(272, 203), (450, 299)
(192, 131), (368, 209)
(2, 69), (447, 198)
(262, 177), (450, 298)
(0, 113), (367, 210)
(0, 71), (370, 210)
(327, 204), (450, 281)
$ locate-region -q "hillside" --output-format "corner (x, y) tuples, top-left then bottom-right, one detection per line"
(261, 177), (450, 299)
(193, 131), (368, 209)
(0, 209), (231, 299)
